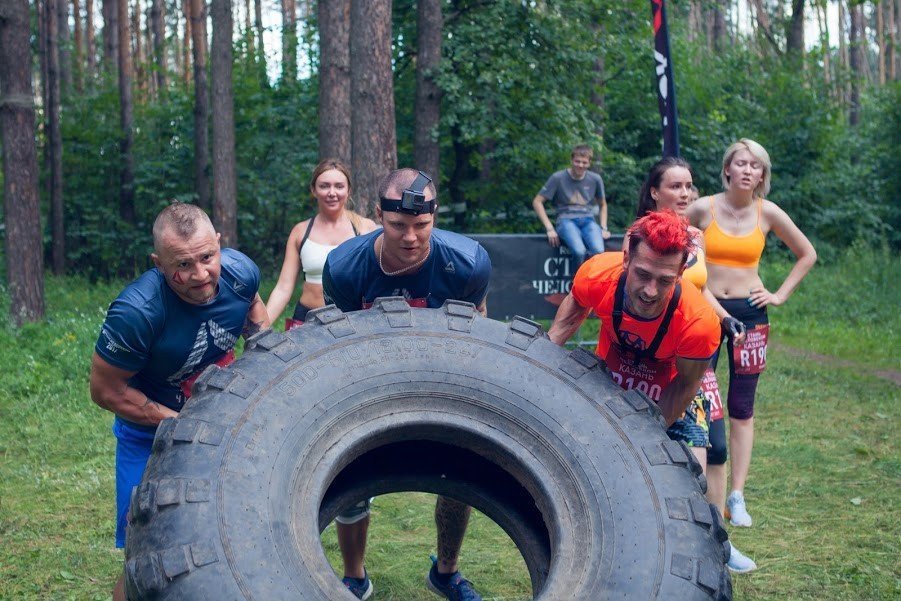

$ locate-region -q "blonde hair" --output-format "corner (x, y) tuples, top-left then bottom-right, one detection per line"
(721, 138), (771, 198)
(309, 158), (365, 231)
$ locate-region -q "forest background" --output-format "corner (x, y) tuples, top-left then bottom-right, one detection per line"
(0, 0), (899, 322)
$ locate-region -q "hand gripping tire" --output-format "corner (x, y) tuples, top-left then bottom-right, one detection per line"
(125, 299), (732, 600)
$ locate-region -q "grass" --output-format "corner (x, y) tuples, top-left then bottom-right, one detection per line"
(0, 247), (898, 600)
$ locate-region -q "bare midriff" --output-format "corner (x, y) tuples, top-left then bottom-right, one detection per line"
(705, 263), (764, 299)
(298, 283), (326, 309)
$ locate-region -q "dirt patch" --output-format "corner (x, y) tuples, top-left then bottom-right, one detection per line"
(771, 342), (901, 386)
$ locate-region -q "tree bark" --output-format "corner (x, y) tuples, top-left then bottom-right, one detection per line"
(413, 0), (442, 184)
(281, 0), (297, 82)
(190, 0), (211, 209)
(318, 0), (351, 162)
(150, 0), (166, 91)
(118, 0), (136, 223)
(211, 0), (237, 246)
(350, 0), (396, 217)
(58, 0), (73, 91)
(849, 2), (864, 125)
(786, 0), (805, 55)
(888, 0), (897, 80)
(102, 0), (118, 72)
(182, 0), (191, 85)
(86, 0), (96, 73)
(816, 0), (832, 88)
(73, 0), (83, 89)
(839, 0), (850, 105)
(254, 0), (264, 62)
(1, 0), (46, 325)
(132, 0), (144, 93)
(244, 0), (253, 54)
(709, 0), (727, 51)
(45, 0), (66, 273)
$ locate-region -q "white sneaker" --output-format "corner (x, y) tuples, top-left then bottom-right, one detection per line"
(727, 542), (757, 573)
(727, 490), (753, 527)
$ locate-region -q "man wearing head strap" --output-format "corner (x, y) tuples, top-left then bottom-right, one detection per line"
(90, 202), (270, 601)
(549, 210), (720, 428)
(322, 168), (491, 600)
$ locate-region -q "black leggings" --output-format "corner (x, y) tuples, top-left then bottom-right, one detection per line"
(707, 298), (768, 466)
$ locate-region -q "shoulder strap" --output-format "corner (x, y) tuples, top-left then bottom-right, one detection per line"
(299, 214), (316, 252)
(612, 272), (682, 363)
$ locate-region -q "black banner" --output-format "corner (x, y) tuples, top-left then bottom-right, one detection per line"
(470, 234), (623, 321)
(651, 0), (680, 157)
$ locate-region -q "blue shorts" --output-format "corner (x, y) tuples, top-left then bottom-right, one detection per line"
(114, 418), (156, 548)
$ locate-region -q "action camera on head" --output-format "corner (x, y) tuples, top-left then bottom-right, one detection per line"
(380, 171), (435, 216)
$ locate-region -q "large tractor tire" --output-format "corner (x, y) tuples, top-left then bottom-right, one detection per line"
(125, 299), (731, 600)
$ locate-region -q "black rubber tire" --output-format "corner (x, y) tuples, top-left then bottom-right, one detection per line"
(125, 298), (732, 600)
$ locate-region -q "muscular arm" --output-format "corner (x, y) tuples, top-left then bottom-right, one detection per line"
(265, 223), (305, 323)
(89, 353), (178, 426)
(243, 293), (271, 338)
(531, 194), (560, 247)
(658, 357), (709, 427)
(548, 293), (591, 346)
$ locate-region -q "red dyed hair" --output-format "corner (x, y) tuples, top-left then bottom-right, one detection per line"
(626, 209), (691, 264)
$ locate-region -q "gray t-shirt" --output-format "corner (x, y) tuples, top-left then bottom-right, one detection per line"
(538, 169), (606, 221)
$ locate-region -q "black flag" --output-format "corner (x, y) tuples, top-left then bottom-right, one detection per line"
(651, 0), (680, 157)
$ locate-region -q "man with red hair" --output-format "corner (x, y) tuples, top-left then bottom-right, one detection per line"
(549, 210), (720, 426)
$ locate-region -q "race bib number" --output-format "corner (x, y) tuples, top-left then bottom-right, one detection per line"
(732, 324), (769, 375)
(701, 367), (723, 421)
(605, 344), (672, 402)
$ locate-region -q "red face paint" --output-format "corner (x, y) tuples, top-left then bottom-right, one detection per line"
(172, 271), (185, 285)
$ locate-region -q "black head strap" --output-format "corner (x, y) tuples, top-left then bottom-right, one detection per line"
(380, 171), (435, 216)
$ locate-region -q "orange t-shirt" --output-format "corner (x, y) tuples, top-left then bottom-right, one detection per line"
(572, 252), (720, 397)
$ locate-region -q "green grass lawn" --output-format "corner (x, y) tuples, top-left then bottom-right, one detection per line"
(0, 247), (898, 600)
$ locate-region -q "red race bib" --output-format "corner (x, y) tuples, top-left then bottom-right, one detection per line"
(732, 324), (769, 375)
(180, 349), (236, 399)
(701, 367), (723, 420)
(605, 343), (673, 401)
(285, 318), (303, 331)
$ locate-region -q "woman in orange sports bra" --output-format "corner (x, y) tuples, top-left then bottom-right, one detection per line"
(687, 139), (816, 537)
(266, 159), (378, 328)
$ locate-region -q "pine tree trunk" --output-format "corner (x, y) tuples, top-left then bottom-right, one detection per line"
(86, 0), (96, 73)
(281, 0), (297, 83)
(0, 0), (46, 325)
(190, 0), (211, 209)
(183, 0), (192, 86)
(132, 0), (144, 94)
(103, 0), (118, 72)
(58, 0), (73, 92)
(151, 0), (166, 90)
(849, 2), (864, 125)
(118, 0), (136, 223)
(46, 0), (67, 274)
(244, 0), (253, 54)
(786, 0), (805, 55)
(254, 0), (264, 62)
(317, 0), (351, 162)
(839, 0), (850, 106)
(888, 0), (897, 80)
(350, 0), (396, 217)
(73, 0), (83, 89)
(816, 0), (832, 89)
(413, 0), (442, 184)
(211, 0), (238, 246)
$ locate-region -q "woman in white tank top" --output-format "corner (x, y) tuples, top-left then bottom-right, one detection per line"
(265, 159), (378, 328)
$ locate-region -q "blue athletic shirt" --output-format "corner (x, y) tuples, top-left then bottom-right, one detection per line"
(322, 228), (491, 311)
(95, 248), (260, 429)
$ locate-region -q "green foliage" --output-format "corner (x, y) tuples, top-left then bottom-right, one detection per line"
(4, 0), (895, 281)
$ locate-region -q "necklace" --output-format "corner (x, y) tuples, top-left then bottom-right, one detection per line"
(378, 236), (430, 276)
(719, 194), (750, 229)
